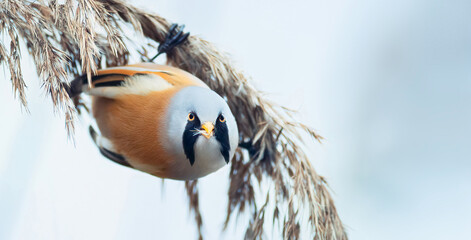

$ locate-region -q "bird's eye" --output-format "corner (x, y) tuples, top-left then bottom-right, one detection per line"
(218, 114), (226, 123)
(188, 113), (195, 121)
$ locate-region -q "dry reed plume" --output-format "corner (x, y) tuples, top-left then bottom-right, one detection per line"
(0, 0), (347, 239)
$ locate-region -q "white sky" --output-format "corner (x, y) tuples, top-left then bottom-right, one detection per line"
(1, 0), (471, 239)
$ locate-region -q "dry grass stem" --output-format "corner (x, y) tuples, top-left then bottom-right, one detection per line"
(0, 0), (347, 239)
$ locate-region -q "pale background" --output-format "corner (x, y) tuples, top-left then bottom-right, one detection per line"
(1, 0), (470, 239)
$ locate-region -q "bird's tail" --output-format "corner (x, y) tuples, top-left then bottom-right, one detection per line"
(62, 75), (86, 98)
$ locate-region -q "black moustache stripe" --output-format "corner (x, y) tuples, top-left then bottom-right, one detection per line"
(182, 114), (201, 166)
(215, 117), (230, 163)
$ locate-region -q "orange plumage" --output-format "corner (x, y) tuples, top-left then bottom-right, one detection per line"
(83, 63), (238, 180)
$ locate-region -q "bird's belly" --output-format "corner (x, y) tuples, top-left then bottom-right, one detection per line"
(143, 138), (227, 180)
(133, 156), (226, 181)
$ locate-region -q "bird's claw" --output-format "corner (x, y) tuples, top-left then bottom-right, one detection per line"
(150, 23), (190, 62)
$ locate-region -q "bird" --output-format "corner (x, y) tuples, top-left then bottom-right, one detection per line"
(68, 63), (239, 180)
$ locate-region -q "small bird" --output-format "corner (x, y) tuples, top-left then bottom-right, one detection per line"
(69, 63), (239, 180)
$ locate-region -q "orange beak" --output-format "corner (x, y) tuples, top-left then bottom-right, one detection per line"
(201, 122), (214, 139)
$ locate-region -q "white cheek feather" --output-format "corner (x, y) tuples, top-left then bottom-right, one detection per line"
(164, 86), (239, 179)
(227, 115), (239, 163)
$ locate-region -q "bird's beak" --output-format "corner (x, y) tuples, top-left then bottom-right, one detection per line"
(201, 122), (214, 139)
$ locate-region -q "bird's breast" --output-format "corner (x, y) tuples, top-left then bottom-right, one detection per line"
(92, 89), (179, 178)
(160, 136), (227, 180)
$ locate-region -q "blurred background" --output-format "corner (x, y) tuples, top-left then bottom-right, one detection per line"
(1, 0), (470, 239)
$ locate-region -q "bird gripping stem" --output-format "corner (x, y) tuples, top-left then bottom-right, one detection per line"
(150, 23), (190, 62)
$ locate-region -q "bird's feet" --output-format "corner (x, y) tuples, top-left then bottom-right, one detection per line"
(150, 23), (190, 62)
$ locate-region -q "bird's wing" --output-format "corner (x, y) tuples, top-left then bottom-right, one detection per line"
(67, 64), (207, 99)
(87, 73), (174, 98)
(89, 126), (133, 168)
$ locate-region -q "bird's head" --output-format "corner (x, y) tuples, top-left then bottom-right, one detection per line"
(165, 86), (238, 178)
